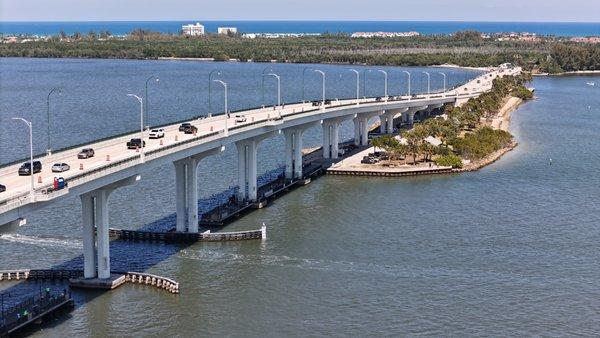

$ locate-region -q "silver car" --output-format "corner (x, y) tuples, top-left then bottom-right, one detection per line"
(51, 163), (70, 173)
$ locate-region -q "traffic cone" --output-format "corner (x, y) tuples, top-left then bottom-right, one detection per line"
(106, 154), (110, 161)
(175, 135), (178, 141)
(37, 176), (42, 184)
(159, 139), (163, 146)
(136, 147), (140, 153)
(79, 163), (83, 170)
(210, 126), (213, 131)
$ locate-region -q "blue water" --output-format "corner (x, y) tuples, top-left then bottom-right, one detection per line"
(1, 21), (599, 37)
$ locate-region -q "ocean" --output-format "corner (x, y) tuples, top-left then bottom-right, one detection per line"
(1, 20), (599, 37)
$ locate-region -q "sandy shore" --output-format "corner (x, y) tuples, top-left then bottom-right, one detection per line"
(491, 96), (523, 131)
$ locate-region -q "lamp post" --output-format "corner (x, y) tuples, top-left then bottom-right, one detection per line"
(402, 71), (411, 97)
(301, 67), (311, 102)
(213, 80), (228, 135)
(349, 69), (359, 101)
(46, 88), (61, 156)
(207, 70), (221, 117)
(127, 94), (145, 163)
(313, 70), (325, 107)
(144, 75), (159, 129)
(362, 68), (370, 98)
(261, 66), (272, 107)
(438, 72), (447, 93)
(377, 70), (388, 99)
(422, 71), (431, 96)
(265, 73), (281, 107)
(12, 117), (34, 199)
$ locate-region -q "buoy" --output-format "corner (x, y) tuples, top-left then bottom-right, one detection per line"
(106, 154), (110, 161)
(549, 158), (553, 165)
(37, 176), (42, 184)
(79, 163), (84, 170)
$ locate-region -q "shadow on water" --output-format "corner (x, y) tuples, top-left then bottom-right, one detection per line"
(0, 166), (285, 334)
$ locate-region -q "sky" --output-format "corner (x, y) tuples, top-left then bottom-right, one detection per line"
(1, 0), (599, 22)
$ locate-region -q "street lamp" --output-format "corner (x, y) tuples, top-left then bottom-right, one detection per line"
(12, 117), (34, 200)
(349, 69), (359, 101)
(265, 73), (281, 107)
(301, 67), (312, 102)
(377, 70), (388, 99)
(438, 72), (447, 93)
(213, 80), (229, 135)
(402, 71), (411, 97)
(144, 75), (159, 129)
(207, 70), (221, 117)
(422, 71), (431, 96)
(362, 68), (370, 98)
(313, 70), (325, 107)
(260, 66), (272, 107)
(46, 88), (61, 156)
(127, 94), (145, 163)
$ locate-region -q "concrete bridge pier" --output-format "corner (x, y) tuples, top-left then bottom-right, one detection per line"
(322, 116), (352, 159)
(379, 108), (408, 134)
(80, 175), (139, 279)
(173, 147), (224, 233)
(424, 104), (444, 118)
(405, 105), (428, 125)
(355, 111), (382, 145)
(236, 132), (277, 202)
(284, 123), (317, 180)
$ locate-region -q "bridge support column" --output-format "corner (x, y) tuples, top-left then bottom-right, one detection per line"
(80, 174), (139, 279)
(322, 121), (340, 159)
(283, 129), (304, 180)
(353, 116), (369, 146)
(405, 106), (428, 126)
(236, 133), (276, 202)
(174, 147), (224, 233)
(378, 109), (407, 134)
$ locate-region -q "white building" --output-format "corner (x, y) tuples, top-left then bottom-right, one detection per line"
(182, 23), (205, 36)
(218, 27), (238, 35)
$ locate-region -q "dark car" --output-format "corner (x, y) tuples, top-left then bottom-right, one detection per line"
(77, 148), (95, 159)
(0, 184), (6, 193)
(311, 101), (321, 106)
(18, 161), (42, 176)
(324, 99), (332, 105)
(182, 125), (198, 134)
(178, 123), (192, 132)
(126, 138), (146, 149)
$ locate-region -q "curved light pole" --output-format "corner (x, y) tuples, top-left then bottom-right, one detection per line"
(144, 75), (159, 129)
(377, 70), (388, 99)
(422, 71), (431, 96)
(349, 69), (359, 101)
(301, 67), (312, 102)
(313, 70), (325, 107)
(46, 88), (61, 156)
(213, 80), (229, 135)
(438, 72), (447, 94)
(127, 94), (145, 163)
(362, 68), (370, 98)
(260, 66), (272, 107)
(402, 71), (411, 97)
(207, 70), (221, 117)
(265, 73), (281, 107)
(12, 117), (34, 199)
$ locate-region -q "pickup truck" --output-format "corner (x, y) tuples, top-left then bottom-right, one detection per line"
(127, 138), (146, 149)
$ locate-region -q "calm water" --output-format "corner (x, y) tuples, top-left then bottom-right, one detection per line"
(1, 58), (600, 336)
(1, 21), (599, 37)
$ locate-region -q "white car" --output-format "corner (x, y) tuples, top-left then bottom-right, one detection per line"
(234, 115), (247, 123)
(51, 163), (70, 173)
(149, 128), (165, 139)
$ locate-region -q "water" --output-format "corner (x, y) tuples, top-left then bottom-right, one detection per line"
(1, 58), (600, 336)
(1, 21), (599, 37)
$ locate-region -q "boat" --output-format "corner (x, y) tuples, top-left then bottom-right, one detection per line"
(587, 82), (595, 86)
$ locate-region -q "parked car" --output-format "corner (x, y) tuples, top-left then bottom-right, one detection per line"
(149, 128), (165, 139)
(51, 163), (70, 173)
(361, 157), (377, 164)
(77, 148), (95, 159)
(182, 124), (198, 134)
(127, 138), (146, 149)
(179, 123), (192, 132)
(18, 161), (42, 176)
(234, 115), (247, 123)
(0, 184), (6, 193)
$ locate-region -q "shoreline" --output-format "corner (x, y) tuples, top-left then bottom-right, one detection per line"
(533, 70), (600, 77)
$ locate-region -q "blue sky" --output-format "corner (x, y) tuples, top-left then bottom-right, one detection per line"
(2, 0), (599, 22)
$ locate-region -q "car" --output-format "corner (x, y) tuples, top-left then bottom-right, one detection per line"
(18, 161), (42, 176)
(324, 99), (332, 105)
(311, 101), (321, 106)
(77, 148), (95, 159)
(51, 163), (70, 173)
(0, 184), (5, 193)
(178, 123), (192, 132)
(234, 115), (247, 123)
(149, 128), (165, 139)
(182, 125), (198, 134)
(127, 138), (146, 149)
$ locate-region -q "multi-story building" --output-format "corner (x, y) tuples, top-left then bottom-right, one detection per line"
(218, 27), (238, 35)
(182, 23), (205, 36)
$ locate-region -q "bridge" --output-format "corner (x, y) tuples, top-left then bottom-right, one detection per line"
(0, 66), (519, 282)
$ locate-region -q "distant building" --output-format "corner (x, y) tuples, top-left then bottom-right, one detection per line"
(218, 27), (238, 35)
(351, 31), (420, 38)
(182, 23), (205, 36)
(570, 36), (600, 44)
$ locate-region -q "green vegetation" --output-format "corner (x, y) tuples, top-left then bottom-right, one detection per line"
(435, 154), (463, 168)
(371, 73), (532, 166)
(1, 30), (598, 73)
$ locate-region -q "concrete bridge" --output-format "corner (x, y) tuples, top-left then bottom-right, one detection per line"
(0, 67), (520, 282)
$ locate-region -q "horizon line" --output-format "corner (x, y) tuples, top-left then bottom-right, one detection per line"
(1, 19), (599, 24)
